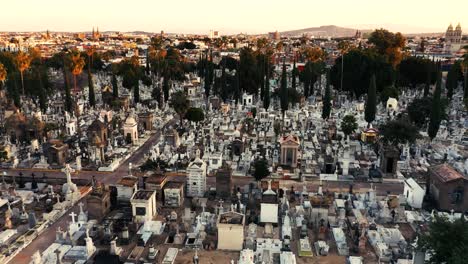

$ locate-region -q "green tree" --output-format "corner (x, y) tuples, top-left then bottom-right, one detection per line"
(446, 61), (463, 100)
(418, 216), (468, 264)
(291, 59), (297, 92)
(162, 72), (170, 102)
(263, 64), (270, 110)
(398, 57), (435, 89)
(253, 158), (270, 182)
(170, 91), (190, 126)
(322, 70), (332, 120)
(365, 75), (377, 125)
(133, 81), (140, 103)
(341, 115), (358, 137)
(111, 73), (119, 98)
(330, 49), (394, 98)
(185, 107), (205, 124)
(380, 85), (399, 105)
(88, 69), (95, 106)
(428, 70), (443, 140)
(239, 47), (258, 95)
(280, 60), (288, 118)
(380, 118), (420, 145)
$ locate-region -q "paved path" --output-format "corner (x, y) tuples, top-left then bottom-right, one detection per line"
(6, 121), (176, 264)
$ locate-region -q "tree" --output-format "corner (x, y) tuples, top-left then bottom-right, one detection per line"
(162, 72), (170, 102)
(365, 75), (377, 125)
(185, 107), (205, 124)
(341, 115), (358, 137)
(86, 48), (96, 107)
(239, 47), (258, 95)
(170, 91), (190, 126)
(330, 49), (394, 98)
(322, 70), (332, 120)
(368, 29), (406, 67)
(398, 57), (435, 88)
(446, 61), (463, 100)
(380, 85), (399, 105)
(418, 216), (468, 264)
(253, 158), (270, 182)
(291, 59), (297, 92)
(14, 51), (32, 95)
(280, 60), (288, 118)
(380, 118), (420, 145)
(87, 68), (95, 106)
(263, 62), (270, 110)
(428, 70), (443, 140)
(70, 51), (85, 92)
(111, 73), (119, 98)
(407, 97), (431, 128)
(0, 62), (6, 90)
(133, 81), (140, 103)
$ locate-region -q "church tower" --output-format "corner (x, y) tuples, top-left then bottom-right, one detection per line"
(454, 23), (462, 43)
(445, 23), (454, 42)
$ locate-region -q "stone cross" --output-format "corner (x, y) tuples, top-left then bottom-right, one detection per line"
(69, 212), (77, 223)
(78, 202), (84, 213)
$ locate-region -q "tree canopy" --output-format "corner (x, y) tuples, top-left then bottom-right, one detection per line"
(253, 158), (270, 182)
(418, 216), (468, 264)
(185, 107), (205, 123)
(379, 118), (421, 145)
(330, 49), (394, 98)
(341, 115), (358, 137)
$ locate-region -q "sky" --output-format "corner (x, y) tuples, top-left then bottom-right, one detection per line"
(1, 0), (467, 34)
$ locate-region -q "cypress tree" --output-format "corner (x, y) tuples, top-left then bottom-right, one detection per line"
(280, 60), (288, 118)
(428, 69), (442, 140)
(424, 65), (431, 97)
(163, 74), (169, 103)
(446, 66), (456, 100)
(204, 62), (210, 98)
(133, 81), (140, 103)
(365, 74), (377, 125)
(38, 69), (47, 112)
(303, 62), (311, 98)
(233, 66), (240, 105)
(322, 70), (332, 120)
(264, 59), (270, 110)
(112, 74), (119, 98)
(88, 67), (96, 107)
(464, 68), (468, 101)
(63, 67), (72, 113)
(292, 59), (297, 91)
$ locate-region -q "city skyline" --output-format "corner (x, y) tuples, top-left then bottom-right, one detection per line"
(1, 0), (467, 34)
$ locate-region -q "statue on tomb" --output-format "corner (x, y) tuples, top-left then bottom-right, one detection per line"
(4, 206), (13, 229)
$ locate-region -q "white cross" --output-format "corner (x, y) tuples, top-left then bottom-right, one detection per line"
(78, 202), (84, 213)
(69, 212), (77, 223)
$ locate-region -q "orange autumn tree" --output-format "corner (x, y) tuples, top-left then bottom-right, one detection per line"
(69, 51), (85, 92)
(14, 51), (32, 95)
(0, 63), (6, 90)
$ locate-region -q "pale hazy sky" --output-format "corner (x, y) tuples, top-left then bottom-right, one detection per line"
(2, 0), (467, 34)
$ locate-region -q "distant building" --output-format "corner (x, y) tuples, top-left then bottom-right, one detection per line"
(209, 30), (220, 39)
(269, 31), (280, 40)
(445, 23), (464, 53)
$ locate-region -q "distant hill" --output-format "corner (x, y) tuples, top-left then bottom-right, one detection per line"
(279, 25), (369, 38)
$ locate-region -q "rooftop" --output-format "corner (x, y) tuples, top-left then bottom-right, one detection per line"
(431, 164), (465, 183)
(132, 190), (155, 200)
(219, 211), (244, 225)
(117, 176), (138, 187)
